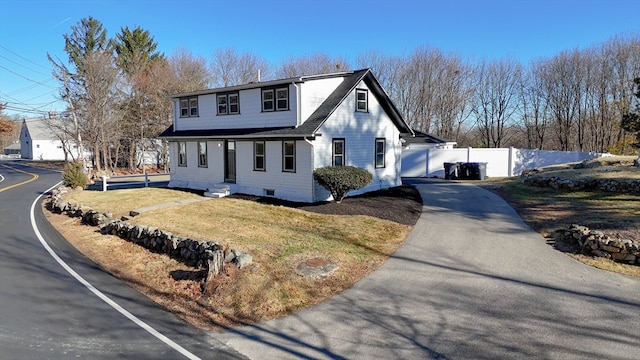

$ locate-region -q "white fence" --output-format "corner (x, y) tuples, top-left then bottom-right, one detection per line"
(401, 147), (609, 178)
(99, 173), (170, 191)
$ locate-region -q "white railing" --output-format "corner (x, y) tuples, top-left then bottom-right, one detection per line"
(101, 173), (170, 191)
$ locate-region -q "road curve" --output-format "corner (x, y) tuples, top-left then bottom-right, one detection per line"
(0, 161), (246, 360)
(217, 179), (640, 359)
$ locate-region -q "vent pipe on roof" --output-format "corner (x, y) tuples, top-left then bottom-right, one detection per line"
(48, 110), (56, 120)
(258, 69), (261, 82)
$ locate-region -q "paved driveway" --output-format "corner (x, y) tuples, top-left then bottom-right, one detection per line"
(217, 180), (640, 359)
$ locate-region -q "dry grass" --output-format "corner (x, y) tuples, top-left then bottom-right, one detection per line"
(483, 156), (640, 277)
(48, 188), (412, 329)
(64, 187), (201, 219)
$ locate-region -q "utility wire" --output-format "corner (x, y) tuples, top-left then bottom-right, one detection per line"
(0, 65), (57, 88)
(0, 44), (51, 71)
(0, 54), (50, 76)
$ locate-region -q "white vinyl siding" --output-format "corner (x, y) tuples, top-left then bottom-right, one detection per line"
(234, 140), (314, 202)
(169, 140), (224, 190)
(312, 81), (402, 200)
(298, 77), (344, 125)
(175, 87), (297, 131)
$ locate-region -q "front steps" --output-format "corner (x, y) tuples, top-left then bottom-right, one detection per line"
(204, 184), (236, 198)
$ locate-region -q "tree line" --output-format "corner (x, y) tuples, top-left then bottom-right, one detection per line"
(23, 17), (640, 173)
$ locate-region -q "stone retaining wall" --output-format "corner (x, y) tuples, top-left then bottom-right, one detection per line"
(557, 225), (640, 265)
(521, 172), (640, 194)
(47, 187), (252, 270)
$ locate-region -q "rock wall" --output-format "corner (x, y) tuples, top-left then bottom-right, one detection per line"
(557, 225), (640, 265)
(521, 172), (640, 194)
(47, 187), (252, 270)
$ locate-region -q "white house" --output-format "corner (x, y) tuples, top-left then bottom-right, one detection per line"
(20, 116), (76, 161)
(159, 69), (414, 202)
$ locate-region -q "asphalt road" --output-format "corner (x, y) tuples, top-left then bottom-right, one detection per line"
(0, 161), (246, 360)
(218, 179), (640, 359)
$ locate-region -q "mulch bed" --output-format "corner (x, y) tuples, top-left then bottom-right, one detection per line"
(229, 185), (423, 226)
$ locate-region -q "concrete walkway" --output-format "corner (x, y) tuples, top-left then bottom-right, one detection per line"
(215, 180), (640, 359)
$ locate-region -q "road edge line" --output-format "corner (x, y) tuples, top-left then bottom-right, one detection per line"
(29, 182), (202, 360)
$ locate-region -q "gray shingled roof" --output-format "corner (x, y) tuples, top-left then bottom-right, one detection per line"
(160, 69), (413, 140)
(23, 118), (63, 140)
(403, 130), (450, 144)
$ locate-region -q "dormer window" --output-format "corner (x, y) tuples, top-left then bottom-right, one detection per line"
(356, 89), (368, 112)
(180, 96), (198, 117)
(217, 92), (239, 115)
(262, 86), (289, 112)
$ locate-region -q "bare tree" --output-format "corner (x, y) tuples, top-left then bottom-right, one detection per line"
(538, 50), (583, 151)
(356, 48), (473, 143)
(210, 48), (271, 87)
(169, 48), (210, 92)
(275, 52), (349, 78)
(518, 60), (549, 149)
(83, 50), (121, 172)
(471, 58), (523, 148)
(607, 34), (640, 153)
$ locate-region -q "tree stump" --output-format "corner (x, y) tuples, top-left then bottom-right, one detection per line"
(203, 249), (225, 294)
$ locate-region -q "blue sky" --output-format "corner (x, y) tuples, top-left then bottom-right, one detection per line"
(1, 0), (638, 118)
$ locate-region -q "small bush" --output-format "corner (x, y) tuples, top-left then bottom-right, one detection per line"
(62, 161), (88, 189)
(313, 166), (373, 202)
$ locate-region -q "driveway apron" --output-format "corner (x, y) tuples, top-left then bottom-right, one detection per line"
(217, 180), (640, 359)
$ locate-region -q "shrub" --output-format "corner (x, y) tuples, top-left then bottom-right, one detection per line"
(62, 161), (88, 189)
(313, 166), (373, 202)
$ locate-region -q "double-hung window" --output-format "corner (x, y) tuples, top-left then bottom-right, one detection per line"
(178, 141), (187, 167)
(180, 97), (198, 117)
(282, 140), (295, 172)
(356, 89), (368, 112)
(375, 138), (386, 168)
(262, 87), (289, 112)
(217, 92), (239, 115)
(198, 141), (207, 167)
(254, 141), (265, 171)
(332, 139), (345, 166)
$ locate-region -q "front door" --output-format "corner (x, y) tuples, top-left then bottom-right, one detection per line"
(224, 140), (236, 183)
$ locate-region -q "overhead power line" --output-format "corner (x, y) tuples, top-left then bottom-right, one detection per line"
(0, 44), (51, 71)
(0, 65), (57, 89)
(0, 54), (50, 76)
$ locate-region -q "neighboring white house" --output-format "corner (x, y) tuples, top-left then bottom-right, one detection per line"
(159, 69), (414, 202)
(20, 114), (83, 161)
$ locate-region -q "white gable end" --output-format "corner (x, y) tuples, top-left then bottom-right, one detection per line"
(312, 80), (403, 200)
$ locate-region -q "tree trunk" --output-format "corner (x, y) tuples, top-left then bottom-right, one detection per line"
(203, 249), (225, 294)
